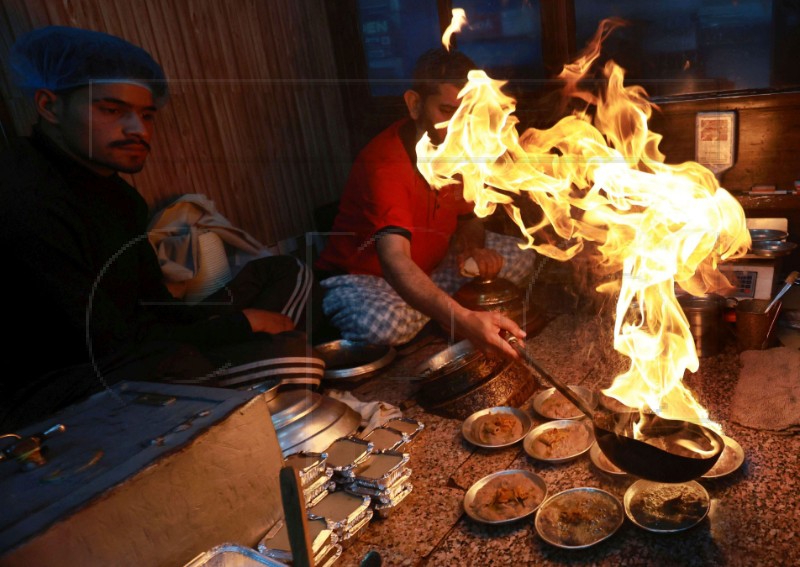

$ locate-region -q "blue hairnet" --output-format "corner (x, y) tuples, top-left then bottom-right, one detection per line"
(9, 26), (168, 107)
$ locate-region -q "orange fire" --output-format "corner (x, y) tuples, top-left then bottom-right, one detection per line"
(420, 17), (750, 429)
(442, 9), (468, 52)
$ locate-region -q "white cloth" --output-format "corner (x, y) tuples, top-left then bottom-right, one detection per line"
(325, 389), (403, 435)
(147, 194), (271, 284)
(730, 347), (800, 432)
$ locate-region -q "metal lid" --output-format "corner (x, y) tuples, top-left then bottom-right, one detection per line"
(453, 277), (522, 310)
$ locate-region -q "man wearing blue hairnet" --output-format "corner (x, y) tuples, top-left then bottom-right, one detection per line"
(0, 27), (322, 429)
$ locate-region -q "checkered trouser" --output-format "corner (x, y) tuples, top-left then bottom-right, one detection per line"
(320, 232), (537, 345)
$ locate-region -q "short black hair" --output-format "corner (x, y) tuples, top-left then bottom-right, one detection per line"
(411, 48), (476, 99)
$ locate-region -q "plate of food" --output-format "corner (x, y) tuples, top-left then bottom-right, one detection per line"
(463, 469), (547, 525)
(588, 442), (627, 476)
(701, 434), (744, 479)
(462, 406), (532, 448)
(624, 480), (710, 533)
(523, 419), (594, 463)
(532, 386), (598, 420)
(535, 487), (624, 549)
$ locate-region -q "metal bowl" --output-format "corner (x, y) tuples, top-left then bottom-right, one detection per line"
(523, 419), (594, 463)
(624, 480), (710, 533)
(461, 406), (532, 448)
(315, 340), (396, 379)
(463, 469), (547, 525)
(535, 487), (624, 549)
(532, 385), (598, 420)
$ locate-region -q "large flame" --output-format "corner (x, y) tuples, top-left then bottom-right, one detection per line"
(442, 8), (468, 51)
(418, 18), (750, 430)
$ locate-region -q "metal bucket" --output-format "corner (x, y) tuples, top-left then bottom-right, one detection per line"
(678, 294), (726, 357)
(735, 299), (782, 351)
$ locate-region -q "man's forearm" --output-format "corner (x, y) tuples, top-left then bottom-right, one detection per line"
(377, 234), (467, 329)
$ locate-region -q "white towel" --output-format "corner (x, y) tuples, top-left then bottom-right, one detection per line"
(325, 389), (403, 436)
(730, 347), (800, 432)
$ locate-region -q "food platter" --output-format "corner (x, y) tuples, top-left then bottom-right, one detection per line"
(523, 419), (594, 463)
(534, 487), (624, 549)
(532, 385), (598, 420)
(461, 406), (532, 448)
(701, 434), (745, 479)
(624, 480), (710, 533)
(315, 340), (396, 379)
(463, 469), (547, 525)
(588, 442), (627, 476)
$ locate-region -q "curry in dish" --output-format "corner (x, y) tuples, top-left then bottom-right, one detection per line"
(471, 473), (545, 521)
(472, 412), (523, 445)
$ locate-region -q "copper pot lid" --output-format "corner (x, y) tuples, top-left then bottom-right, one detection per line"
(453, 277), (522, 310)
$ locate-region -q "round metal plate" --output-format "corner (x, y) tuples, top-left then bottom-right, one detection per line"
(749, 228), (788, 242)
(532, 386), (598, 420)
(624, 480), (710, 533)
(463, 469), (547, 525)
(701, 434), (745, 479)
(535, 487), (624, 549)
(316, 340), (396, 379)
(750, 240), (797, 258)
(523, 419), (594, 463)
(461, 406), (532, 448)
(589, 442), (627, 476)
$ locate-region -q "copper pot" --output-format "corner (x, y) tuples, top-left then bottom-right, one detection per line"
(453, 277), (524, 321)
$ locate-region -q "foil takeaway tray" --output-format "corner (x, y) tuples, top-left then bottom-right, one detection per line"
(184, 544), (288, 567)
(351, 451), (410, 490)
(283, 451), (330, 487)
(258, 518), (334, 561)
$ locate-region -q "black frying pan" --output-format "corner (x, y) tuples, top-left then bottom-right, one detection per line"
(506, 335), (723, 483)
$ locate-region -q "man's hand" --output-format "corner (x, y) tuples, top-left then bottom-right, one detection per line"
(242, 308), (295, 334)
(457, 248), (503, 279)
(454, 309), (525, 359)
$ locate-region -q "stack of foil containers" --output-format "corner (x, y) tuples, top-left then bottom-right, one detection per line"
(259, 451), (341, 566)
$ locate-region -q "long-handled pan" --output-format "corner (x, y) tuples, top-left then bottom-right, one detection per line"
(505, 335), (723, 483)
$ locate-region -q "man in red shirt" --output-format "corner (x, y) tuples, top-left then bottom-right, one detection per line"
(316, 48), (535, 357)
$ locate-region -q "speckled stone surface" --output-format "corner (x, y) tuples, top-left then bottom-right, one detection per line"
(333, 310), (800, 567)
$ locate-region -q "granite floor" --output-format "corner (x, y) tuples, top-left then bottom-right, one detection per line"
(331, 306), (800, 567)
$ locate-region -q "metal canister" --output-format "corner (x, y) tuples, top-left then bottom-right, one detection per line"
(678, 294), (726, 357)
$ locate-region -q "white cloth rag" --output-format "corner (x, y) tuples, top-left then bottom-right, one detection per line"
(325, 389), (403, 436)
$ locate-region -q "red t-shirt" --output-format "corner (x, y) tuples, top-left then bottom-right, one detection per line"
(316, 119), (474, 277)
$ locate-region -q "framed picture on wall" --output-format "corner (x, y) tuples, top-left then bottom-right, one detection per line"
(695, 111), (737, 176)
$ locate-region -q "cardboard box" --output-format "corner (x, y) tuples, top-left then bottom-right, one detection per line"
(0, 382), (284, 567)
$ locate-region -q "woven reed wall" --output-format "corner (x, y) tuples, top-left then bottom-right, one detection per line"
(0, 0), (351, 249)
